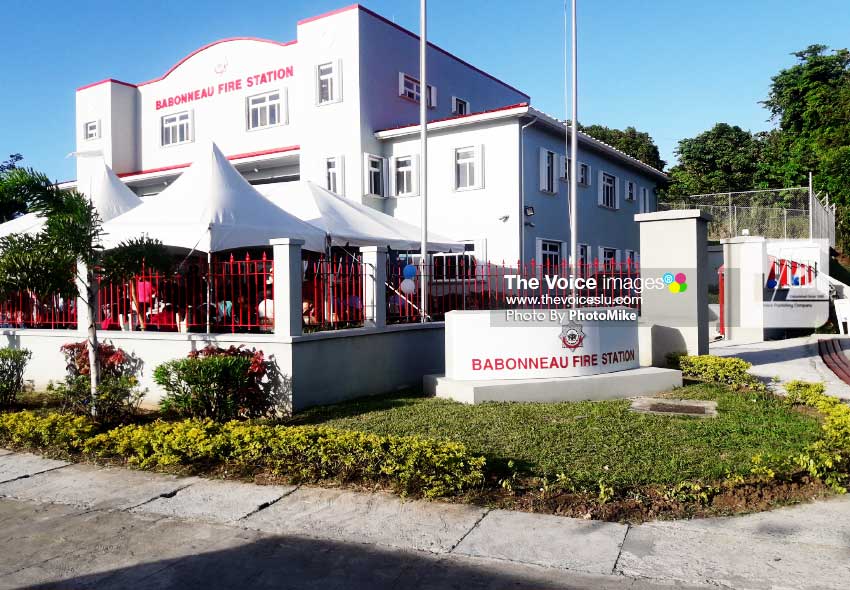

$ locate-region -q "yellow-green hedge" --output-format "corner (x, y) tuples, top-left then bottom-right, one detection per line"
(669, 354), (766, 391)
(0, 412), (485, 498)
(779, 380), (850, 491)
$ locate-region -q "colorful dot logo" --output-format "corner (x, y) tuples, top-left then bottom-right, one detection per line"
(667, 272), (688, 294)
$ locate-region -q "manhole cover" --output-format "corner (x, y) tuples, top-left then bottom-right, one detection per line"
(648, 402), (707, 415)
(630, 398), (717, 418)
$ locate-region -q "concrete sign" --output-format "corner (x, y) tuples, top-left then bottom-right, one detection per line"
(445, 309), (639, 381)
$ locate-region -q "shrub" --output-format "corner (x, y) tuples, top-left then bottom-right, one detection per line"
(60, 341), (142, 380)
(155, 356), (260, 421)
(155, 345), (288, 421)
(0, 348), (31, 408)
(55, 341), (145, 424)
(186, 345), (286, 416)
(82, 419), (486, 497)
(763, 380), (850, 491)
(53, 375), (144, 424)
(671, 354), (766, 391)
(0, 411), (93, 452)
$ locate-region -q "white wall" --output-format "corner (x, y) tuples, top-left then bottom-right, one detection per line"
(4, 324), (444, 412)
(382, 120), (520, 262)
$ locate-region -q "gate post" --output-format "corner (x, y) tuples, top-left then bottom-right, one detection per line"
(720, 236), (766, 344)
(361, 246), (387, 329)
(635, 209), (712, 366)
(270, 238), (304, 337)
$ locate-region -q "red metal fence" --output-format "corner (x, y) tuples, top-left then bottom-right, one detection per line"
(387, 257), (641, 323)
(97, 252), (273, 333)
(302, 256), (366, 331)
(0, 291), (76, 329)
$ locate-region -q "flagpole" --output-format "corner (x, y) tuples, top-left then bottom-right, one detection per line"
(419, 0), (429, 322)
(568, 0), (579, 307)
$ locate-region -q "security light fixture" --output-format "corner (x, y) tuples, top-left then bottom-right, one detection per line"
(524, 206), (535, 217)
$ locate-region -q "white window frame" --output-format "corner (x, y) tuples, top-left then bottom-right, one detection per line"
(600, 247), (620, 269)
(625, 180), (636, 201)
(451, 96), (470, 115)
(624, 249), (636, 263)
(326, 156), (344, 195)
(640, 187), (652, 213)
(539, 148), (558, 195)
(246, 89), (286, 131)
(363, 154), (387, 198)
(577, 243), (590, 266)
(578, 162), (591, 186)
(538, 239), (562, 268)
(391, 155), (419, 197)
(432, 252), (476, 283)
(316, 60), (342, 105)
(161, 110), (193, 147)
(454, 145), (483, 191)
(398, 72), (436, 108)
(83, 120), (100, 141)
(559, 156), (570, 181)
(598, 171), (618, 209)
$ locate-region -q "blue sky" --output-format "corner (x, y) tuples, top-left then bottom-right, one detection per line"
(1, 0), (848, 181)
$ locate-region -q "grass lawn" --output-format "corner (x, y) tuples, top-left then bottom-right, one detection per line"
(289, 383), (822, 490)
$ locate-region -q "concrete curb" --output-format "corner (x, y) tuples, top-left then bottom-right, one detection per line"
(0, 450), (848, 589)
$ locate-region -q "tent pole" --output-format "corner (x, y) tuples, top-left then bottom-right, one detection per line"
(206, 249), (211, 334)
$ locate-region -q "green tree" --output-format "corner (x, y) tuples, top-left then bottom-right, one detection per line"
(0, 168), (170, 416)
(0, 154), (27, 222)
(665, 123), (763, 196)
(580, 124), (666, 171)
(761, 45), (850, 199)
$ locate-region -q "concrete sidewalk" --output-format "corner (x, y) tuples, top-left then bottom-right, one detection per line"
(711, 334), (850, 399)
(1, 451), (849, 589)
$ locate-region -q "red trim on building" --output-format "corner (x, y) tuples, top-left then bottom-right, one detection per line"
(300, 4), (529, 99)
(116, 145), (300, 179)
(76, 78), (139, 92)
(76, 38), (296, 92)
(376, 102), (529, 133)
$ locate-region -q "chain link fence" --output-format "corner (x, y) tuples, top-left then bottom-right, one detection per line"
(658, 187), (836, 247)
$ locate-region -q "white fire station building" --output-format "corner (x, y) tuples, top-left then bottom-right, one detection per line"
(71, 3), (667, 265)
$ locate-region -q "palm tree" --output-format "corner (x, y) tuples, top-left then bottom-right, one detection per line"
(0, 168), (170, 416)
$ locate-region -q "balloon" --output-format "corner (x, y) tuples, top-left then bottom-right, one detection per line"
(403, 264), (417, 280)
(400, 278), (416, 295)
(792, 277), (800, 286)
(766, 279), (777, 289)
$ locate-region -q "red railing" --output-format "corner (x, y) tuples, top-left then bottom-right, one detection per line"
(302, 256), (366, 331)
(0, 291), (77, 329)
(97, 252), (273, 333)
(387, 257), (641, 323)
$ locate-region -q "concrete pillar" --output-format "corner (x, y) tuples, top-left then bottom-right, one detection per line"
(361, 246), (387, 328)
(75, 260), (92, 336)
(270, 238), (303, 337)
(635, 209), (711, 366)
(721, 236), (766, 344)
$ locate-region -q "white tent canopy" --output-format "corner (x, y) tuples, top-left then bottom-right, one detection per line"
(256, 181), (461, 252)
(101, 142), (327, 253)
(0, 159), (142, 239)
(0, 212), (44, 239)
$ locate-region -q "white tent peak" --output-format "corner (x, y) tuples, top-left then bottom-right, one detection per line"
(101, 141), (327, 252)
(0, 160), (141, 239)
(256, 181), (461, 252)
(85, 159), (143, 221)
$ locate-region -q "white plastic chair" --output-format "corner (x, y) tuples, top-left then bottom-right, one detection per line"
(834, 299), (850, 335)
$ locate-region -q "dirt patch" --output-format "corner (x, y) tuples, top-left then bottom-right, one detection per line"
(456, 474), (833, 523)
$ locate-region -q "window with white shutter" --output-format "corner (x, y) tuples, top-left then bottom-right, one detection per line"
(539, 148), (557, 194)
